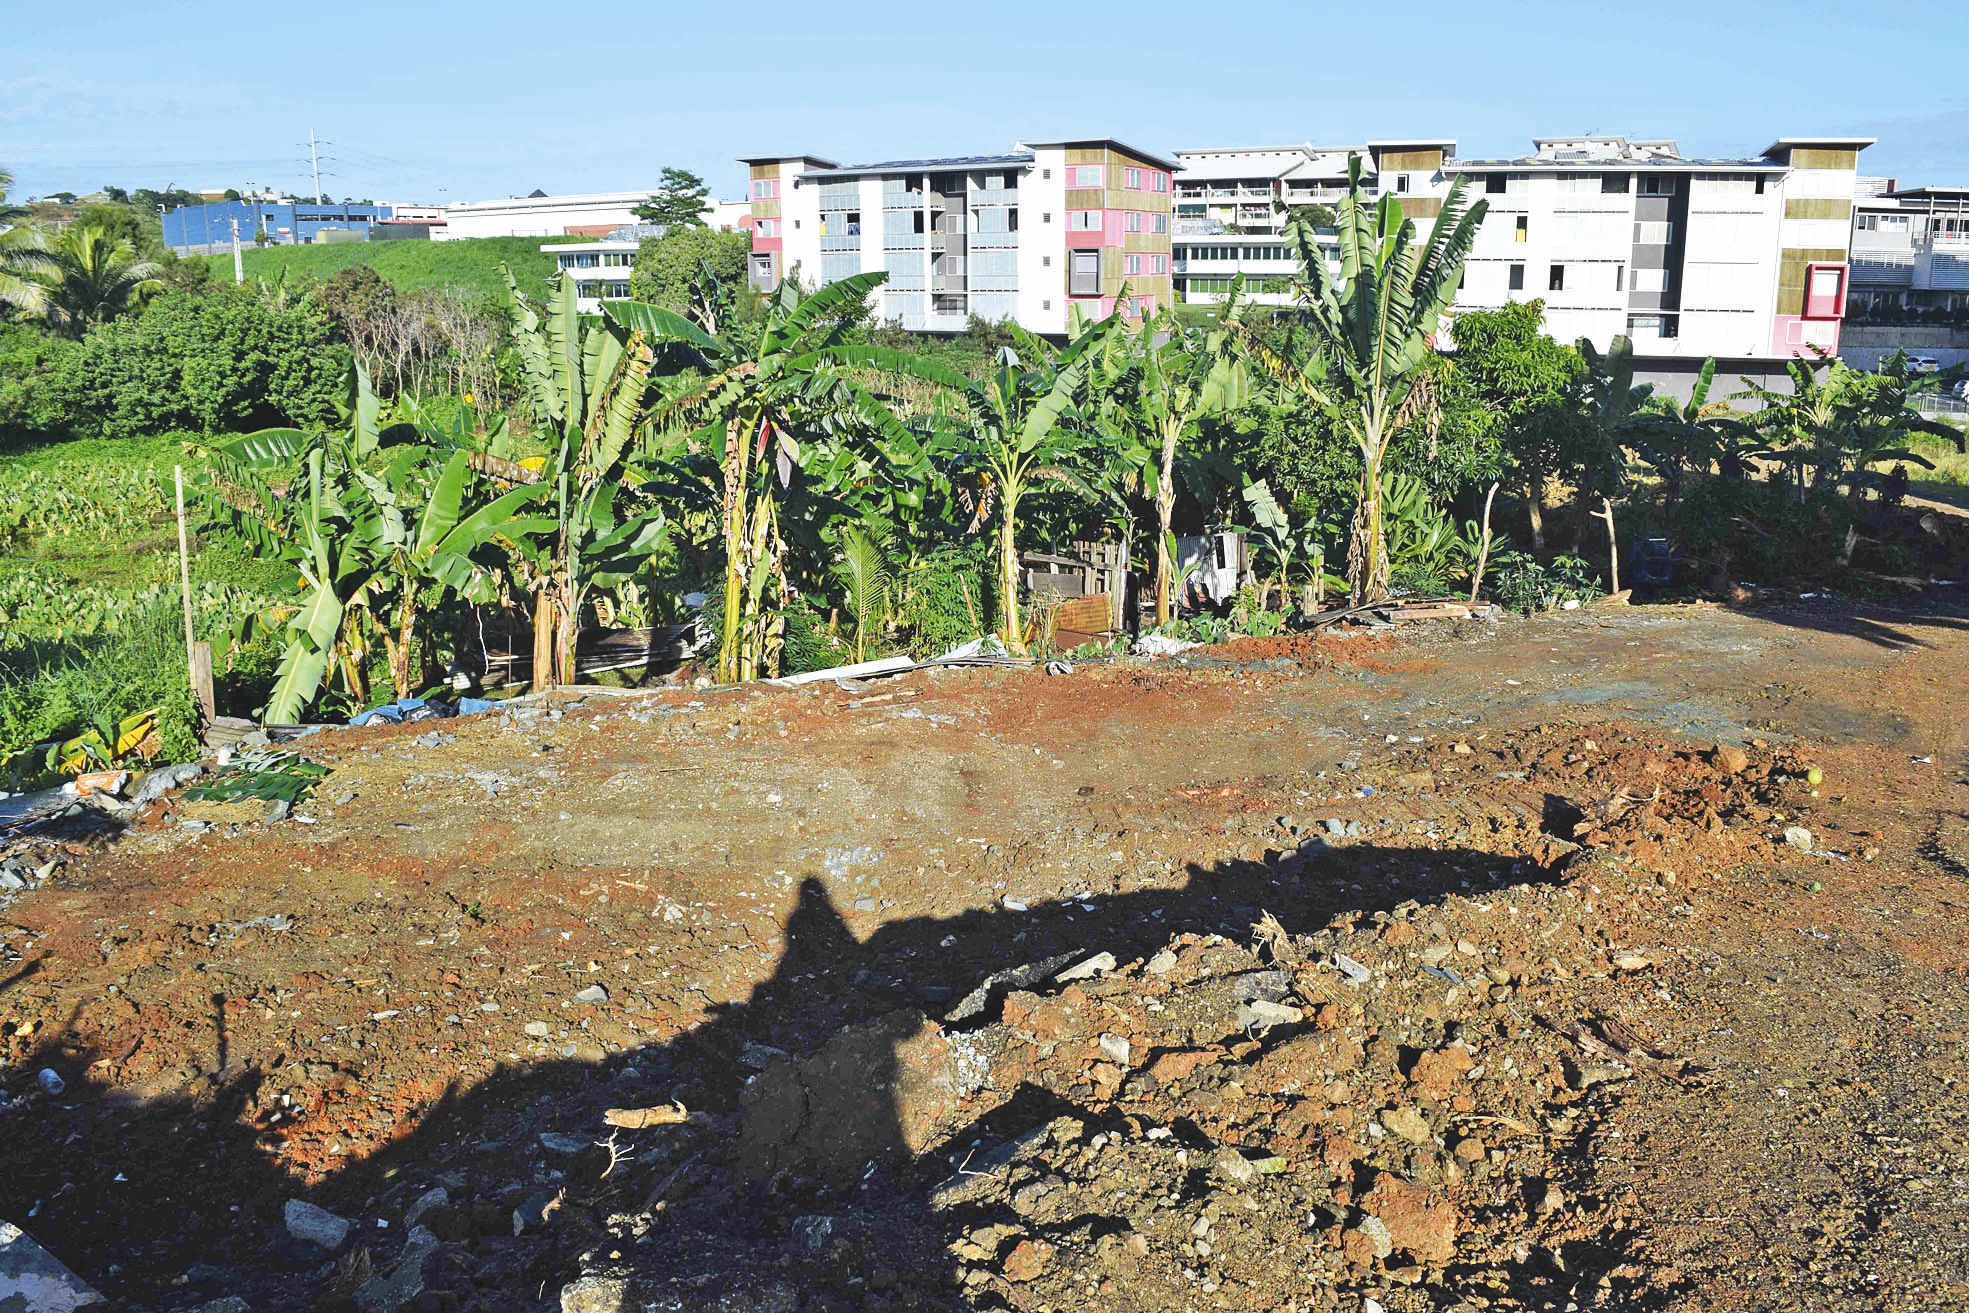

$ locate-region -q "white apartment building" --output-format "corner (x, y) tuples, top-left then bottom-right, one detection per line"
(543, 239), (638, 311)
(742, 139), (1176, 334)
(445, 191), (752, 242)
(1172, 135), (1871, 372)
(1848, 183), (1969, 316)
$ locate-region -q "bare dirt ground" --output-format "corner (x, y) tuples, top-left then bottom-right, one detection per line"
(2, 597), (1966, 1312)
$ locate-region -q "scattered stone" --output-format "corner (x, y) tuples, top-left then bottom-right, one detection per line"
(524, 1021), (552, 1038)
(1568, 1057), (1635, 1090)
(1783, 826), (1814, 852)
(1054, 952), (1116, 982)
(1380, 1105), (1432, 1145)
(572, 984), (609, 1005)
(0, 1219), (103, 1310)
(353, 1226), (440, 1313)
(402, 1186), (449, 1230)
(283, 1199), (352, 1251)
(1236, 999), (1304, 1033)
(1611, 952), (1653, 972)
(1213, 1147), (1258, 1185)
(538, 1132), (590, 1156)
(1144, 949), (1178, 976)
(1097, 1032), (1132, 1065)
(1359, 1171), (1459, 1263)
(1000, 1237), (1054, 1282)
(560, 1275), (630, 1313)
(1331, 953), (1372, 985)
(1712, 743), (1749, 775)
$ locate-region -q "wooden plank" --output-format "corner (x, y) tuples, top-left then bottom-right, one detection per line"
(189, 641), (216, 722)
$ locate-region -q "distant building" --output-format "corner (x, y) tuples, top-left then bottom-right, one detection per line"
(162, 200), (393, 255)
(542, 235), (640, 312)
(742, 137), (1177, 334)
(442, 191), (754, 242)
(1848, 183), (1969, 317)
(1170, 134), (1872, 380)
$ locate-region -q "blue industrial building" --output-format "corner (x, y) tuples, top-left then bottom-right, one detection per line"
(163, 200), (394, 254)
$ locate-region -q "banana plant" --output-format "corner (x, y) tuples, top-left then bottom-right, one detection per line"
(1254, 155), (1486, 603)
(611, 272), (938, 681)
(1094, 292), (1254, 623)
(502, 267), (670, 687)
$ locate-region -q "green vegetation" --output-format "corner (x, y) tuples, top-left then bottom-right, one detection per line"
(4, 153), (1964, 784)
(199, 236), (580, 303)
(633, 167), (712, 229)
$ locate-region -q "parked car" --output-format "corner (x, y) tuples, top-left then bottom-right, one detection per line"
(1907, 354), (1943, 375)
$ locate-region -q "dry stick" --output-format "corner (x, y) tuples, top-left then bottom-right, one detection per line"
(1598, 496), (1621, 596)
(172, 465), (205, 724)
(1468, 480), (1500, 604)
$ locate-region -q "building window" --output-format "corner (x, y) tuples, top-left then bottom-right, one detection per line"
(1043, 299), (1052, 310)
(1615, 265), (1625, 292)
(1153, 254), (1167, 274)
(1042, 255), (1051, 267)
(1508, 263), (1524, 291)
(1068, 210), (1101, 231)
(1069, 249), (1101, 296)
(1072, 165), (1103, 187)
(1125, 167), (1143, 189)
(1396, 174), (1410, 193)
(1754, 175), (1767, 195)
(756, 219), (776, 238)
(1485, 174), (1507, 194)
(1548, 264), (1565, 291)
(1514, 215), (1527, 243)
(1041, 168), (1051, 179)
(1042, 212), (1052, 224)
(752, 178), (777, 200)
(1153, 213), (1168, 233)
(1152, 171), (1169, 193)
(1633, 268), (1667, 293)
(1634, 220), (1673, 245)
(1638, 175), (1676, 197)
(1602, 173), (1630, 194)
(1125, 211), (1142, 232)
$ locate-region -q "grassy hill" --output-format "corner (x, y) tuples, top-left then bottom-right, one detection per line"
(200, 235), (585, 303)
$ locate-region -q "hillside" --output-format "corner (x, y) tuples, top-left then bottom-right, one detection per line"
(198, 235), (586, 302)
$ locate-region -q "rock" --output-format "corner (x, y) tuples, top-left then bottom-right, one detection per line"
(283, 1199), (352, 1251)
(1097, 1032), (1132, 1065)
(1331, 953), (1372, 984)
(1000, 1237), (1054, 1282)
(524, 1021), (552, 1038)
(0, 1219), (104, 1310)
(36, 1068), (64, 1096)
(572, 984), (609, 1005)
(1235, 999), (1304, 1033)
(1145, 949), (1178, 976)
(353, 1226), (441, 1313)
(1342, 1215), (1394, 1266)
(402, 1186), (449, 1230)
(1408, 1045), (1475, 1097)
(1568, 1056), (1635, 1090)
(190, 1299), (251, 1313)
(1611, 952), (1652, 972)
(561, 1275), (631, 1313)
(1230, 969), (1291, 1002)
(1537, 1181), (1566, 1216)
(1783, 826), (1814, 852)
(1380, 1106), (1432, 1145)
(1055, 952), (1116, 982)
(1712, 743), (1749, 775)
(538, 1132), (590, 1155)
(1213, 1148), (1258, 1185)
(1359, 1171), (1459, 1264)
(790, 1214), (839, 1256)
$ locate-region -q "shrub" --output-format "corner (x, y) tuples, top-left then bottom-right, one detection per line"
(0, 324), (74, 435)
(47, 287), (348, 437)
(894, 542), (993, 657)
(1487, 551), (1601, 612)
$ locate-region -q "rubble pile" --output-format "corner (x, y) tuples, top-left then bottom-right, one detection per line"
(562, 733), (1809, 1312)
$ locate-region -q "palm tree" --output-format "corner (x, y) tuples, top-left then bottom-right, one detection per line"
(1253, 157), (1485, 603)
(5, 223), (163, 336)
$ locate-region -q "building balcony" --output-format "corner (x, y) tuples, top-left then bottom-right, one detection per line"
(820, 233), (863, 250)
(932, 275), (968, 293)
(970, 187), (1019, 206)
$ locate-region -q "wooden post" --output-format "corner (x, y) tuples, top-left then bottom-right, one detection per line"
(1598, 496), (1621, 597)
(532, 591), (556, 693)
(172, 465), (205, 720)
(189, 641), (216, 722)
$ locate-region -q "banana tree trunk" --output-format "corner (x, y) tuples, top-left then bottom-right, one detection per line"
(1525, 471), (1547, 551)
(1347, 420), (1390, 605)
(717, 415), (750, 684)
(554, 577), (581, 688)
(531, 587), (556, 692)
(1154, 424), (1179, 625)
(998, 488), (1025, 654)
(387, 586), (417, 702)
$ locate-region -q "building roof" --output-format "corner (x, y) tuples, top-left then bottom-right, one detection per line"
(799, 151), (1036, 180)
(1763, 136), (1876, 155)
(1020, 138), (1181, 171)
(1174, 158), (1299, 182)
(738, 154), (842, 168)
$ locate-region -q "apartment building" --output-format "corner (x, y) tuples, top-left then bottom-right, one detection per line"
(1171, 135), (1871, 371)
(741, 138), (1176, 334)
(543, 238), (638, 311)
(1848, 183), (1969, 317)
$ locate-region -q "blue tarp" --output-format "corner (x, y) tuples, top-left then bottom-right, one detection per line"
(349, 696), (496, 727)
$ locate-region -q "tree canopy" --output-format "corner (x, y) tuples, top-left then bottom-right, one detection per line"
(633, 167), (712, 230)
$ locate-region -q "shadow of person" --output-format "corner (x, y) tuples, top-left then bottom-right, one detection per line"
(0, 832), (1554, 1312)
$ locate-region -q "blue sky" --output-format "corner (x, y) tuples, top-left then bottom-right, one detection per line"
(5, 0), (1966, 203)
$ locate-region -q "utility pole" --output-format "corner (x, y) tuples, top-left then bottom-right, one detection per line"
(307, 128), (327, 203)
(230, 217), (244, 284)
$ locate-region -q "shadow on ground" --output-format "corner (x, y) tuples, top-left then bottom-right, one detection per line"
(1, 823), (1564, 1311)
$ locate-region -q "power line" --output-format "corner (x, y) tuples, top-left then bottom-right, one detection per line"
(300, 129), (335, 203)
